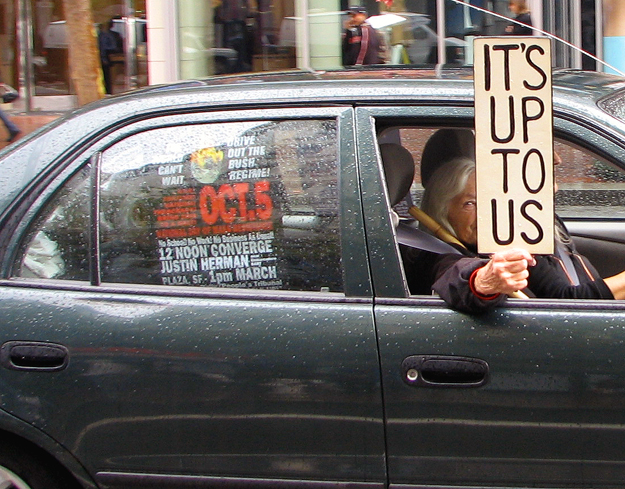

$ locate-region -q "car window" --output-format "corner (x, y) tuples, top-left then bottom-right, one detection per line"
(14, 119), (343, 293)
(554, 139), (625, 219)
(380, 126), (625, 220)
(15, 165), (91, 280)
(377, 124), (625, 297)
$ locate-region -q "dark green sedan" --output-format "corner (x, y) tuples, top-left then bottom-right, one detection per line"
(2, 68), (625, 488)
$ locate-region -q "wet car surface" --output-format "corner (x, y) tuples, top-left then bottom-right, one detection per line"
(2, 68), (625, 488)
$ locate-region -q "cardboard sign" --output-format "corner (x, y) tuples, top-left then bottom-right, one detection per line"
(474, 37), (554, 254)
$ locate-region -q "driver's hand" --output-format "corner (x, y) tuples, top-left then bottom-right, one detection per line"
(474, 248), (535, 296)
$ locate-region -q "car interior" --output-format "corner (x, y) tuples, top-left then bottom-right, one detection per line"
(377, 123), (625, 294)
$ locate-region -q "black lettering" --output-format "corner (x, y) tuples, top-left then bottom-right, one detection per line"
(484, 44), (491, 91)
(520, 200), (544, 245)
(521, 96), (545, 143)
(493, 44), (520, 91)
(522, 149), (546, 194)
(524, 45), (547, 90)
(491, 199), (514, 245)
(492, 149), (520, 193)
(491, 96), (515, 144)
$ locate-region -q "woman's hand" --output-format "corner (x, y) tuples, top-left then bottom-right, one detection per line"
(474, 249), (535, 296)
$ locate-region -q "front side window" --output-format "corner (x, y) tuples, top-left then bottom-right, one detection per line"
(377, 123), (625, 298)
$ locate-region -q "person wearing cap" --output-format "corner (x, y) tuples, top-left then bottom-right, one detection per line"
(398, 129), (625, 313)
(342, 6), (385, 66)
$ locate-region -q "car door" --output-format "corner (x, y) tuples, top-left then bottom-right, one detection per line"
(358, 105), (625, 488)
(0, 107), (386, 488)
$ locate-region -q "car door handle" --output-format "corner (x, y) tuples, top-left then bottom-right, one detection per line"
(402, 355), (489, 388)
(0, 341), (69, 372)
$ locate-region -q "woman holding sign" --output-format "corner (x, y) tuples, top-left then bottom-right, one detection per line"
(398, 130), (625, 313)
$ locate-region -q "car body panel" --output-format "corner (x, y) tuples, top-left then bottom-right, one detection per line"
(354, 97), (625, 487)
(375, 298), (625, 487)
(0, 284), (385, 485)
(0, 103), (386, 487)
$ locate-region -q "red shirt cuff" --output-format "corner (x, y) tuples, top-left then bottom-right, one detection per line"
(469, 267), (501, 300)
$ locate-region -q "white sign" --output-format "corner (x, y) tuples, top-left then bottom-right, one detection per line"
(474, 37), (554, 254)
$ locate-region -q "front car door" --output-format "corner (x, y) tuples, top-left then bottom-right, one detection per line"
(0, 107), (386, 488)
(359, 104), (625, 488)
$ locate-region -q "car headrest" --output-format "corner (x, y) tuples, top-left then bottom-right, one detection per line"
(420, 129), (475, 188)
(380, 143), (415, 207)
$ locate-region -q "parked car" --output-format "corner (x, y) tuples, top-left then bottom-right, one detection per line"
(375, 12), (467, 64)
(3, 67), (625, 488)
(281, 12), (466, 65)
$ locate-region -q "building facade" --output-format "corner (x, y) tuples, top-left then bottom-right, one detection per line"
(0, 0), (619, 113)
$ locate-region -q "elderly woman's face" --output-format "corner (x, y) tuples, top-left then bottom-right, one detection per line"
(447, 171), (478, 246)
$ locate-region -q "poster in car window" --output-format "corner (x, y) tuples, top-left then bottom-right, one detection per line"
(102, 122), (286, 289)
(155, 128), (283, 288)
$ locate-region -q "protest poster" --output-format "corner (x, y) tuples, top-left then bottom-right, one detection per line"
(152, 131), (282, 289)
(474, 37), (554, 254)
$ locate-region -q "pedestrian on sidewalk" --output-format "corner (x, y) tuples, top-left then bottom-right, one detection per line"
(342, 6), (387, 66)
(0, 84), (19, 142)
(505, 0), (533, 35)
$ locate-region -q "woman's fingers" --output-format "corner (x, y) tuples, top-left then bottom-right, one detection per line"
(475, 249), (535, 295)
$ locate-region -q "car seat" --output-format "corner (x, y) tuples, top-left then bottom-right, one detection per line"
(420, 128), (476, 187)
(379, 142), (461, 255)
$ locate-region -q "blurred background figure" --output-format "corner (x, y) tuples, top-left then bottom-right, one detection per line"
(342, 6), (386, 66)
(98, 19), (123, 94)
(505, 0), (533, 35)
(0, 83), (19, 142)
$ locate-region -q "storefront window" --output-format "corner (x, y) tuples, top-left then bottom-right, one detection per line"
(0, 1), (17, 89)
(213, 0), (296, 74)
(91, 0), (148, 94)
(2, 0), (607, 113)
(24, 0), (147, 102)
(33, 0), (69, 95)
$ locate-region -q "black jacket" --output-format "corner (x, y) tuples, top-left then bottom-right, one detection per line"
(400, 221), (613, 314)
(505, 12), (533, 35)
(342, 23), (382, 66)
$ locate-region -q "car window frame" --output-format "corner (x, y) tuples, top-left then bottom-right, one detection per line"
(1, 106), (374, 300)
(357, 104), (475, 299)
(362, 104), (625, 307)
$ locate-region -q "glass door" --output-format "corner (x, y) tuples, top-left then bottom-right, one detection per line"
(92, 0), (147, 94)
(24, 0), (147, 111)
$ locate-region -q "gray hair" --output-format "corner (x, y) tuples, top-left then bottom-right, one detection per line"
(420, 157), (476, 240)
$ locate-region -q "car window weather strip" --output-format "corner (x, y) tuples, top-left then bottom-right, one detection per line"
(90, 152), (101, 286)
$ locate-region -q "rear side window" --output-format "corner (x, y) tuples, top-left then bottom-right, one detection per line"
(16, 119), (343, 293)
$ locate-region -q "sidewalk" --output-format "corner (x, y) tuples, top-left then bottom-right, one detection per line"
(0, 112), (63, 151)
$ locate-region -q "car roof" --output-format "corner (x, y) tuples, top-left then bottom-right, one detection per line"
(2, 68), (625, 216)
(18, 67), (625, 125)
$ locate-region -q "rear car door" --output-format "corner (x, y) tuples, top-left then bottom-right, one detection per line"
(358, 105), (625, 488)
(0, 107), (386, 488)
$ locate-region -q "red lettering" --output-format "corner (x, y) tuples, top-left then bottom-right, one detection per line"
(233, 183), (250, 222)
(198, 180), (274, 226)
(219, 184), (237, 224)
(255, 181), (273, 220)
(199, 186), (219, 225)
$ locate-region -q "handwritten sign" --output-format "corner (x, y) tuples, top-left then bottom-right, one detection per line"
(474, 37), (554, 254)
